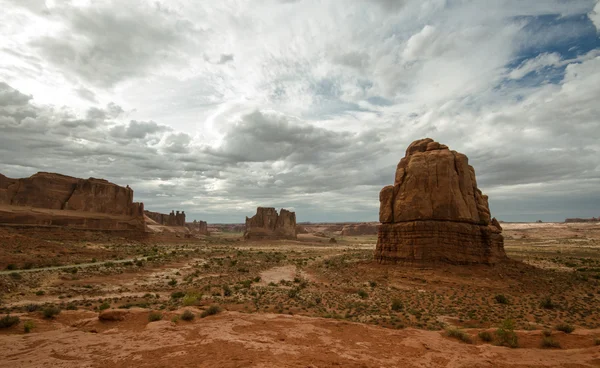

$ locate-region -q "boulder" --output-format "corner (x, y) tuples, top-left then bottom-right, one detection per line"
(244, 207), (297, 240)
(375, 138), (505, 264)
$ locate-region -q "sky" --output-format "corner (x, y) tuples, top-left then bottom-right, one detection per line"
(1, 0), (599, 223)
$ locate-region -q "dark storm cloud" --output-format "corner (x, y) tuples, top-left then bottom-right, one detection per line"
(29, 2), (200, 87)
(110, 120), (172, 140)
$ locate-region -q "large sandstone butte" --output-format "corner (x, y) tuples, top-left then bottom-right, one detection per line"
(244, 207), (297, 240)
(145, 210), (186, 226)
(0, 172), (145, 230)
(375, 138), (505, 264)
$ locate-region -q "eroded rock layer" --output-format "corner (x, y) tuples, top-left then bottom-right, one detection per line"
(145, 210), (186, 226)
(0, 172), (145, 230)
(244, 207), (297, 240)
(375, 138), (505, 264)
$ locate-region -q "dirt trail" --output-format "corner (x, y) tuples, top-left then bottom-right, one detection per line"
(1, 310), (599, 368)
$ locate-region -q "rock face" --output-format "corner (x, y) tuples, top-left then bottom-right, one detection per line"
(145, 210), (186, 226)
(375, 138), (505, 264)
(341, 223), (378, 236)
(0, 172), (145, 230)
(244, 207), (297, 240)
(185, 220), (209, 235)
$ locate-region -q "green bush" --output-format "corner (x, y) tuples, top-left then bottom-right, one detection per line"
(171, 291), (186, 299)
(494, 294), (509, 304)
(181, 310), (195, 321)
(23, 320), (35, 333)
(35, 290), (45, 296)
(42, 306), (61, 319)
(98, 302), (110, 311)
(148, 312), (162, 322)
(555, 323), (574, 334)
(541, 337), (561, 348)
(200, 305), (221, 318)
(357, 290), (368, 299)
(495, 319), (518, 348)
(0, 314), (20, 328)
(540, 297), (555, 309)
(168, 279), (177, 286)
(478, 331), (493, 342)
(391, 299), (403, 311)
(6, 264), (17, 270)
(223, 285), (232, 296)
(446, 328), (473, 344)
(182, 293), (200, 306)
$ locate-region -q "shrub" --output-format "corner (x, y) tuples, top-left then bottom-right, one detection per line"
(541, 337), (561, 348)
(542, 329), (552, 337)
(446, 328), (473, 344)
(10, 272), (22, 280)
(24, 304), (39, 312)
(98, 302), (110, 311)
(35, 290), (45, 296)
(555, 323), (575, 334)
(6, 264), (17, 270)
(182, 294), (199, 306)
(23, 320), (35, 333)
(148, 312), (162, 322)
(494, 294), (509, 304)
(540, 297), (555, 310)
(357, 290), (368, 299)
(495, 319), (518, 348)
(223, 285), (232, 297)
(181, 310), (195, 321)
(200, 305), (221, 318)
(66, 304), (78, 310)
(168, 279), (177, 286)
(0, 314), (20, 328)
(288, 288), (299, 298)
(391, 299), (403, 311)
(478, 331), (493, 342)
(171, 291), (186, 299)
(42, 306), (61, 319)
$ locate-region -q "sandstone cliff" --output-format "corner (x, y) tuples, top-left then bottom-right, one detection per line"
(341, 223), (378, 236)
(145, 210), (186, 226)
(185, 220), (209, 235)
(0, 172), (145, 230)
(244, 207), (297, 240)
(375, 138), (505, 264)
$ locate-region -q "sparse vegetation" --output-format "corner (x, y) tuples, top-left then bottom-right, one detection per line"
(201, 305), (222, 318)
(0, 314), (20, 328)
(478, 331), (493, 342)
(494, 294), (509, 304)
(148, 312), (163, 322)
(23, 320), (35, 333)
(541, 337), (561, 348)
(42, 306), (61, 319)
(555, 323), (575, 334)
(446, 328), (472, 344)
(181, 310), (195, 321)
(495, 319), (518, 348)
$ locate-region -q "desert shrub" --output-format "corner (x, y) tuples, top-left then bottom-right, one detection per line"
(391, 299), (403, 311)
(6, 264), (17, 270)
(24, 304), (39, 312)
(10, 272), (22, 280)
(542, 329), (552, 337)
(98, 302), (110, 311)
(181, 310), (195, 321)
(446, 328), (472, 344)
(478, 331), (493, 342)
(540, 297), (556, 309)
(253, 276), (261, 283)
(42, 306), (61, 319)
(494, 294), (509, 304)
(200, 305), (221, 318)
(35, 290), (45, 296)
(171, 315), (179, 323)
(168, 279), (177, 286)
(541, 337), (561, 348)
(288, 288), (299, 298)
(223, 285), (232, 296)
(555, 323), (575, 333)
(369, 281), (377, 287)
(0, 314), (20, 328)
(148, 312), (162, 322)
(66, 304), (78, 310)
(495, 319), (518, 348)
(23, 320), (35, 333)
(170, 291), (186, 299)
(357, 290), (369, 299)
(182, 293), (199, 306)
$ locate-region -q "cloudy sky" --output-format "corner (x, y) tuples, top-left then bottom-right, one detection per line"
(1, 0), (599, 223)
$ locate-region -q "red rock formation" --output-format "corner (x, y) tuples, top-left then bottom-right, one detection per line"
(565, 217), (599, 223)
(341, 223), (378, 236)
(0, 172), (145, 231)
(375, 138), (505, 264)
(144, 210), (186, 226)
(185, 220), (209, 235)
(244, 207), (297, 240)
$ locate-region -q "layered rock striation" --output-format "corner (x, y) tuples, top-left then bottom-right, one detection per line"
(145, 210), (186, 226)
(341, 223), (378, 236)
(0, 172), (145, 230)
(244, 207), (297, 240)
(375, 138), (505, 264)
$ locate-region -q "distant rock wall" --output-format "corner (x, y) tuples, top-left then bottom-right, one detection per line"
(144, 210), (186, 226)
(565, 217), (599, 223)
(185, 220), (209, 235)
(341, 223), (378, 236)
(375, 138), (505, 264)
(0, 172), (145, 230)
(244, 207), (297, 240)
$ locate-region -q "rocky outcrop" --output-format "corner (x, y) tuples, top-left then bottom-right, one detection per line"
(144, 210), (186, 226)
(341, 223), (378, 236)
(375, 138), (505, 264)
(565, 217), (599, 223)
(244, 207), (297, 240)
(185, 220), (209, 235)
(0, 172), (145, 230)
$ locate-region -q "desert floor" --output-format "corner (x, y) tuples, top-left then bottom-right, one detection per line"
(1, 222), (600, 367)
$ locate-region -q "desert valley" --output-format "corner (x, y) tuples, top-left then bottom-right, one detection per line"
(0, 139), (599, 367)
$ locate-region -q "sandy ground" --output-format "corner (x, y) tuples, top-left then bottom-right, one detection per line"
(1, 309), (600, 368)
